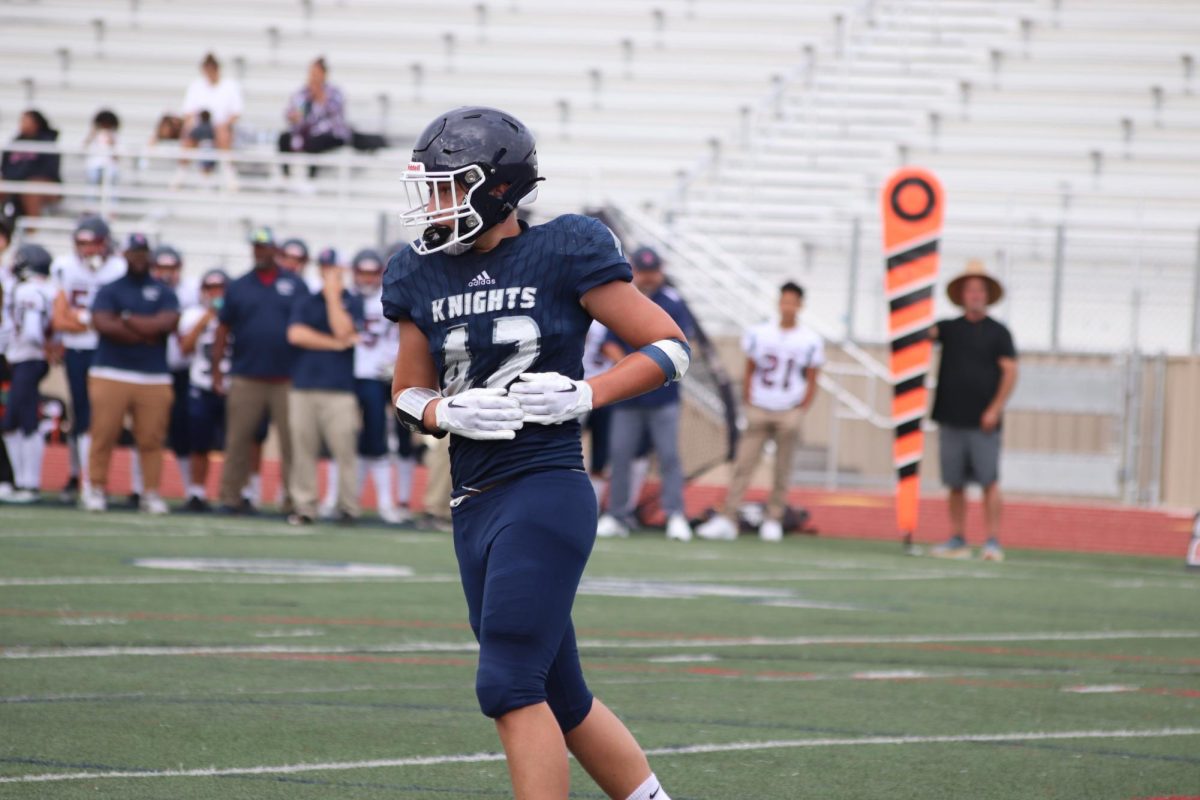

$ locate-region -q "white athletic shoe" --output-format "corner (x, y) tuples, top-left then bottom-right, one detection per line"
(140, 492), (169, 515)
(0, 482), (13, 501)
(595, 513), (630, 539)
(317, 500), (338, 521)
(83, 486), (108, 512)
(666, 513), (693, 542)
(759, 519), (784, 542)
(696, 514), (738, 541)
(378, 505), (411, 525)
(2, 488), (37, 504)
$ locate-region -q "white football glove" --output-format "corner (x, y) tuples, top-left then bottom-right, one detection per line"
(435, 388), (525, 441)
(509, 372), (593, 425)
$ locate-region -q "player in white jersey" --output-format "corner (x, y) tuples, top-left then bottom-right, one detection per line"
(151, 245), (198, 502)
(323, 248), (409, 524)
(697, 281), (825, 542)
(177, 269), (231, 510)
(50, 216), (125, 501)
(2, 245), (56, 503)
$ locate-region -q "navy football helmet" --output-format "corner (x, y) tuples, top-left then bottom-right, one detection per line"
(400, 106), (541, 256)
(12, 243), (52, 281)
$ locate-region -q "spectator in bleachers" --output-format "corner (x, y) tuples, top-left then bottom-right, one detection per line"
(151, 246), (196, 500)
(2, 244), (56, 504)
(929, 260), (1018, 562)
(175, 53), (243, 190)
(178, 268), (229, 511)
(212, 227), (308, 514)
(596, 246), (697, 542)
(697, 281), (824, 543)
(278, 57), (350, 184)
(51, 216), (126, 503)
(84, 234), (180, 514)
(0, 110), (62, 221)
(285, 255), (363, 526)
(84, 109), (120, 188)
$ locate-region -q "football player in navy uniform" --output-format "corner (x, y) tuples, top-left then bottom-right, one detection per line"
(385, 107), (684, 800)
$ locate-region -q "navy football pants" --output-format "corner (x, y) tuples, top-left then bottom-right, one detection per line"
(451, 469), (596, 732)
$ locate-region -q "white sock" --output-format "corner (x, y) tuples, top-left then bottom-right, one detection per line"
(394, 456), (415, 506)
(625, 773), (670, 800)
(130, 449), (144, 494)
(3, 433), (23, 489)
(589, 474), (608, 506)
(185, 481), (203, 499)
(242, 473), (262, 504)
(627, 457), (650, 515)
(78, 433), (92, 492)
(322, 461), (339, 508)
(23, 432), (44, 492)
(368, 457), (394, 512)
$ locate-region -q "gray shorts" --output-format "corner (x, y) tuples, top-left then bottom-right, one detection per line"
(938, 424), (1001, 489)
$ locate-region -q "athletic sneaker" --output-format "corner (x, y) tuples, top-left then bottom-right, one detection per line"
(696, 513), (738, 541)
(930, 535), (972, 559)
(596, 513), (630, 539)
(59, 475), (79, 504)
(183, 496), (211, 513)
(2, 488), (37, 504)
(286, 513), (315, 527)
(378, 506), (411, 525)
(666, 513), (693, 542)
(759, 519), (784, 542)
(82, 486), (107, 513)
(317, 500), (338, 521)
(980, 540), (1005, 562)
(140, 493), (169, 515)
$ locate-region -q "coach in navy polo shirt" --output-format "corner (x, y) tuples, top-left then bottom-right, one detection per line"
(211, 227), (309, 513)
(285, 259), (364, 525)
(85, 233), (181, 514)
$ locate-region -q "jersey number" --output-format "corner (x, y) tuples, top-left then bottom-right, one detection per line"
(760, 355), (799, 391)
(441, 315), (540, 394)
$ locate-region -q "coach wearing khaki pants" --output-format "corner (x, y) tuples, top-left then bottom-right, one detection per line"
(697, 282), (825, 542)
(211, 228), (309, 513)
(285, 259), (363, 525)
(84, 233), (181, 514)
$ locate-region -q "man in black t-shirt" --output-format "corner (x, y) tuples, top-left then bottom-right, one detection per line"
(930, 261), (1018, 561)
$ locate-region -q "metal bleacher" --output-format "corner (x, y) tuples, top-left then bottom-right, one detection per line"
(662, 0), (1200, 355)
(1, 0), (1197, 355)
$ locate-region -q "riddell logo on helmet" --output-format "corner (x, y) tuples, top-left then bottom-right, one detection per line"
(406, 163), (425, 173)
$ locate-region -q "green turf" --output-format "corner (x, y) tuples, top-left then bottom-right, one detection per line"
(1, 504), (1198, 799)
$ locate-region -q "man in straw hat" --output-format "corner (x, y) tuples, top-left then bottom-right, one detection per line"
(929, 259), (1018, 561)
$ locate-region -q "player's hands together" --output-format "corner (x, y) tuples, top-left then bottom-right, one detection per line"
(509, 372), (593, 425)
(435, 388), (524, 441)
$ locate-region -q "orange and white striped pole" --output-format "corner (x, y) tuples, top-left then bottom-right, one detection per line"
(881, 167), (944, 553)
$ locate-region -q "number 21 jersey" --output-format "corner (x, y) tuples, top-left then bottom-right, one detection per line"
(382, 214), (631, 493)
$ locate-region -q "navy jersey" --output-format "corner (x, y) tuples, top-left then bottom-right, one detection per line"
(91, 273), (180, 379)
(289, 290), (365, 393)
(219, 268), (309, 379)
(604, 285), (695, 408)
(382, 214), (631, 492)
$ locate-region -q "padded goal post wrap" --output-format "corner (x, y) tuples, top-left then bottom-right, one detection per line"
(881, 167), (944, 538)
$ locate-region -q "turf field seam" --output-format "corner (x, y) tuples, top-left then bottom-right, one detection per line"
(3, 728), (1198, 784)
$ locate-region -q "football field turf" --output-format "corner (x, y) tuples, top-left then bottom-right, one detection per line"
(1, 505), (1198, 799)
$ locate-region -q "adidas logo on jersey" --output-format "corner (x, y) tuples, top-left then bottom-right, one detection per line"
(467, 270), (496, 288)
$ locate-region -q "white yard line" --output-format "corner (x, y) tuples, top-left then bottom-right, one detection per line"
(4, 629), (1197, 660)
(3, 727), (1198, 784)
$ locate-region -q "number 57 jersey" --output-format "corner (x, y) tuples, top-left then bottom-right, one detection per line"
(382, 214), (632, 493)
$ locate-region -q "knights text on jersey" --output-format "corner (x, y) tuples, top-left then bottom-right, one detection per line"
(382, 214), (631, 493)
(51, 254), (127, 350)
